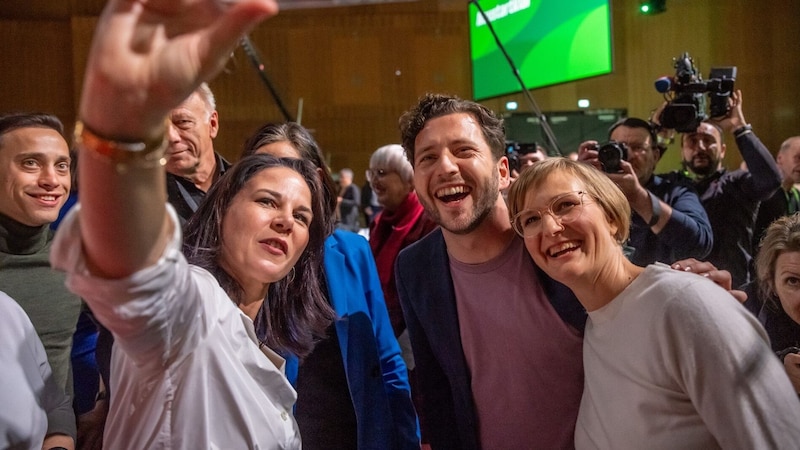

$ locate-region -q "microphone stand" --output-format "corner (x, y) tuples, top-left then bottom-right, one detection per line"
(469, 0), (562, 156)
(240, 36), (295, 122)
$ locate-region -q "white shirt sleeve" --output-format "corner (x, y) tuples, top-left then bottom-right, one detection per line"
(50, 204), (209, 370)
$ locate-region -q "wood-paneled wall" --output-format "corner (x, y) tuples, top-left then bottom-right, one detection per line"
(1, 0), (798, 183)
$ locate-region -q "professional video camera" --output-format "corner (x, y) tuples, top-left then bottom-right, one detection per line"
(655, 52), (737, 133)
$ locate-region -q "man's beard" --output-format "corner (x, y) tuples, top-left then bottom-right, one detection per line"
(419, 170), (500, 235)
(684, 154), (719, 177)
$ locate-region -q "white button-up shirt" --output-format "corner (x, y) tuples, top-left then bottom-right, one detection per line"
(51, 206), (301, 449)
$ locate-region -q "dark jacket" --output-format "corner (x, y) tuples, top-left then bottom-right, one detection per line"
(662, 131), (781, 287)
(395, 229), (585, 449)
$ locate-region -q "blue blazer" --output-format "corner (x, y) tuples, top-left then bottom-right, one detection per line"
(286, 230), (419, 449)
(396, 229), (586, 449)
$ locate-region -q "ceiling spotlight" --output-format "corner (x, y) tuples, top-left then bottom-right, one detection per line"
(639, 0), (666, 15)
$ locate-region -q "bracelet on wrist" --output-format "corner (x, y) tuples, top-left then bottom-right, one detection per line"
(733, 124), (753, 138)
(74, 120), (168, 174)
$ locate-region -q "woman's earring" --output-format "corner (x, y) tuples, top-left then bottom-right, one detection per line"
(287, 267), (296, 283)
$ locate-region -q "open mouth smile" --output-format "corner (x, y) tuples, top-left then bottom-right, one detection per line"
(547, 241), (580, 258)
(435, 185), (471, 203)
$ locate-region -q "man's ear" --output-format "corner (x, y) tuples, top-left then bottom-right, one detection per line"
(208, 110), (219, 139)
(498, 156), (511, 190)
(653, 146), (662, 161)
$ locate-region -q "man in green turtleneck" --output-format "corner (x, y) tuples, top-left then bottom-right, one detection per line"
(0, 113), (79, 447)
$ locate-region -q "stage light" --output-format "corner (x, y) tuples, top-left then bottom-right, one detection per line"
(639, 0), (666, 15)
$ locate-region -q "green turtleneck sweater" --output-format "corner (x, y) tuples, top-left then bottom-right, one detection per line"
(0, 213), (81, 404)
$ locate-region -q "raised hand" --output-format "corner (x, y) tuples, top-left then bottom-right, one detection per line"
(79, 0), (278, 140)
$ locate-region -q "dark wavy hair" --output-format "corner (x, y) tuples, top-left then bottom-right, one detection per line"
(399, 93), (506, 166)
(242, 122), (338, 235)
(183, 154), (334, 357)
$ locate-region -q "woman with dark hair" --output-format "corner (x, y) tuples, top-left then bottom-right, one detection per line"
(54, 144), (330, 447)
(507, 158), (800, 448)
(183, 156), (333, 358)
(242, 123), (419, 450)
(753, 213), (800, 393)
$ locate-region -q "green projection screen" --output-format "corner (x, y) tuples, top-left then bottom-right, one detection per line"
(469, 0), (613, 100)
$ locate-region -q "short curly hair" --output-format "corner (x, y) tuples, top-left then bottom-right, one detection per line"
(399, 93), (505, 166)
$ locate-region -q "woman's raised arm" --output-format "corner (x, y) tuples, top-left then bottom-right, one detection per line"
(75, 0), (278, 278)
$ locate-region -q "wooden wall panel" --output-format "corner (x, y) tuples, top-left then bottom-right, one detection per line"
(0, 20), (74, 119)
(0, 0), (798, 185)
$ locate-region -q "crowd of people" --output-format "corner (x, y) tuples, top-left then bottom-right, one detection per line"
(3, 0), (800, 448)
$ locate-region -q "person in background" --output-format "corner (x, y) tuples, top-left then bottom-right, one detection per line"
(242, 123), (419, 450)
(368, 144), (438, 338)
(508, 157), (800, 448)
(360, 176), (382, 228)
(49, 0), (339, 446)
(664, 90), (780, 287)
(578, 117), (712, 265)
(753, 136), (800, 250)
(165, 82), (231, 225)
(751, 213), (800, 394)
(517, 143), (547, 171)
(337, 167), (361, 231)
(367, 144), (438, 443)
(0, 112), (79, 448)
(506, 142), (547, 190)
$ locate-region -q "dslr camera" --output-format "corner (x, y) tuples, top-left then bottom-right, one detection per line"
(596, 141), (628, 173)
(655, 52), (737, 133)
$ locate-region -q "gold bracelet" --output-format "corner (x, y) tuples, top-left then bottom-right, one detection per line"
(74, 120), (168, 174)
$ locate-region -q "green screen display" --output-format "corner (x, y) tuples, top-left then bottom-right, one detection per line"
(469, 0), (613, 100)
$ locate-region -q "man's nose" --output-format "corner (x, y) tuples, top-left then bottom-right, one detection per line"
(435, 151), (459, 175)
(39, 165), (59, 188)
(167, 122), (181, 143)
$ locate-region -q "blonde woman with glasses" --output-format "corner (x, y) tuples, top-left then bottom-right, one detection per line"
(507, 157), (800, 449)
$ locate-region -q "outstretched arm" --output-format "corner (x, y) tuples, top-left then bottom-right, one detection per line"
(76, 0), (278, 278)
(710, 90), (779, 199)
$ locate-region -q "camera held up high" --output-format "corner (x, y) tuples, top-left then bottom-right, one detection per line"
(655, 52), (737, 133)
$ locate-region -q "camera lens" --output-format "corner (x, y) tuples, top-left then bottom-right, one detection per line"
(597, 141), (628, 173)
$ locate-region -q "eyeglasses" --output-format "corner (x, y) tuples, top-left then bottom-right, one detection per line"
(511, 191), (589, 238)
(366, 168), (394, 182)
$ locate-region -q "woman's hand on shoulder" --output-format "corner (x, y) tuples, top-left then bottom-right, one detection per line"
(670, 258), (747, 303)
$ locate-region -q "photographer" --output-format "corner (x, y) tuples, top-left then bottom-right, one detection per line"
(662, 90), (781, 287)
(578, 117), (713, 265)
